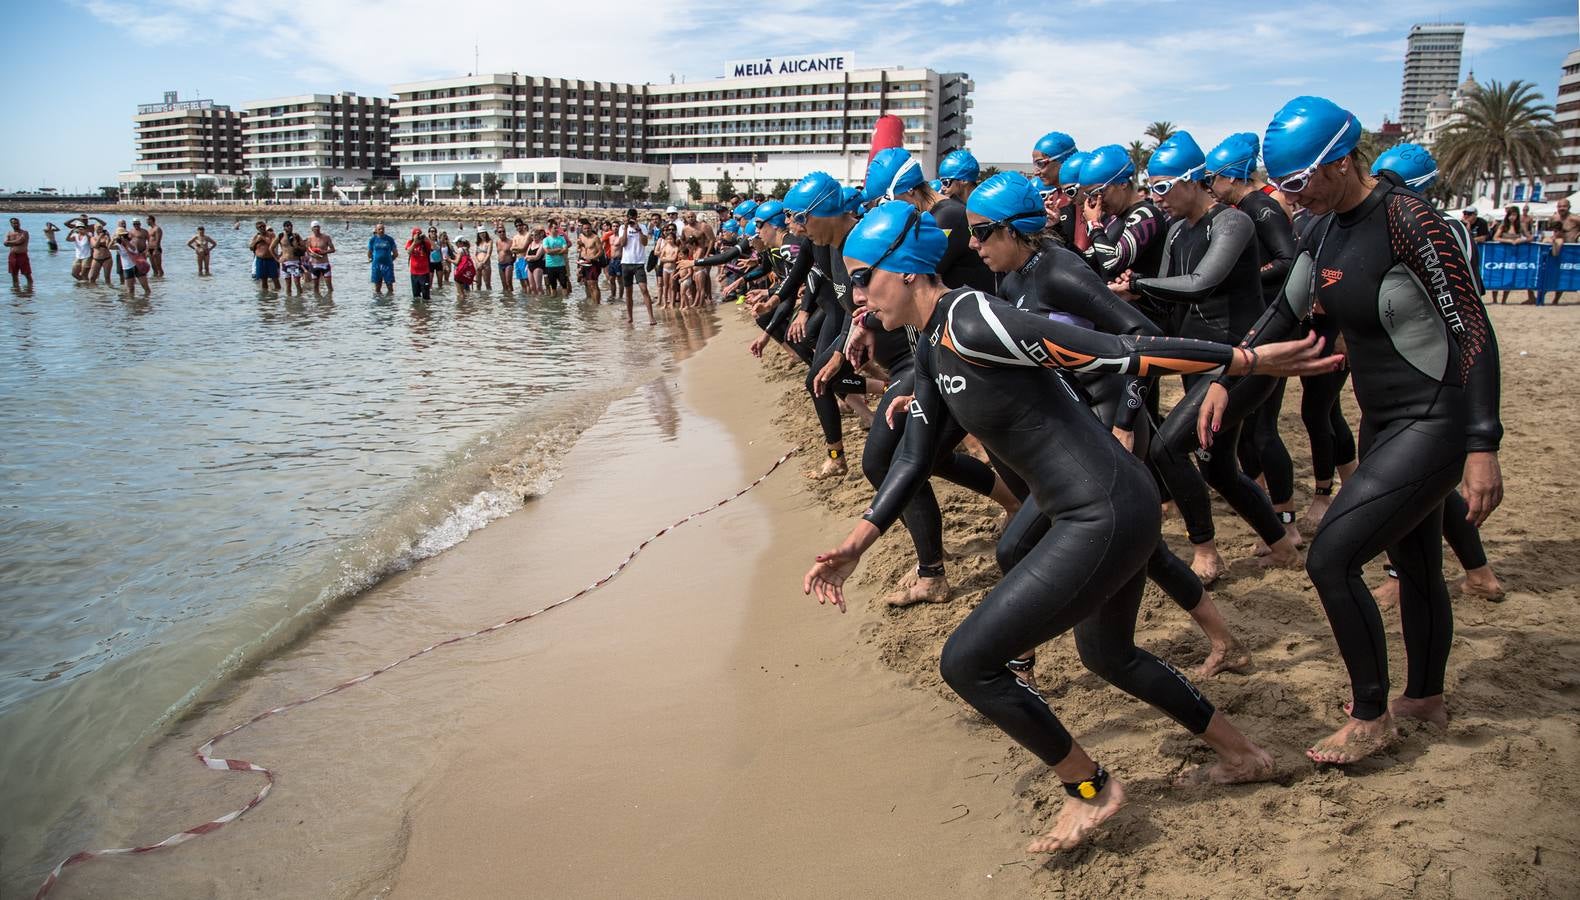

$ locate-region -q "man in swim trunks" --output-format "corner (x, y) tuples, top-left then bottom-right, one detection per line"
(146, 214), (165, 276)
(249, 221), (280, 289)
(541, 224), (570, 296)
(305, 221), (336, 293)
(508, 219), (532, 291)
(6, 218), (32, 288)
(577, 217), (604, 303)
(494, 223), (515, 294)
(1546, 198), (1580, 305)
(43, 221), (60, 253)
(367, 224), (397, 294)
(187, 226), (216, 275)
(274, 221), (307, 295)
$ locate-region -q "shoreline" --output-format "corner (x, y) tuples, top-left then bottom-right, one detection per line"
(10, 201), (712, 225)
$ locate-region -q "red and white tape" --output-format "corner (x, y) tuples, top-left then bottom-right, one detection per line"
(33, 445), (800, 899)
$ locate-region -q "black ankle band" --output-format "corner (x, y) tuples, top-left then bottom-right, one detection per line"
(917, 562), (945, 578)
(1062, 763), (1109, 800)
(1314, 484), (1333, 496)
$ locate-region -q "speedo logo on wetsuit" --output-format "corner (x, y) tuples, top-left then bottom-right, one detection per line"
(1415, 238), (1464, 334)
(1320, 267), (1343, 288)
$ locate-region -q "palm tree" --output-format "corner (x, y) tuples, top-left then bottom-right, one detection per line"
(1128, 140), (1150, 174)
(1144, 121), (1176, 149)
(1435, 79), (1559, 208)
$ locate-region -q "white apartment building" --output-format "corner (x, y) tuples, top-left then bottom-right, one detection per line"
(644, 54), (973, 196)
(1400, 23), (1465, 137)
(1552, 49), (1580, 199)
(117, 92), (244, 196)
(239, 93), (394, 197)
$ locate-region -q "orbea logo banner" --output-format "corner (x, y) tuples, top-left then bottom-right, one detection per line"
(1479, 242), (1580, 292)
(726, 52), (855, 78)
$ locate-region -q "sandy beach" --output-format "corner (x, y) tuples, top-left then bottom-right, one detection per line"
(26, 303), (1579, 899)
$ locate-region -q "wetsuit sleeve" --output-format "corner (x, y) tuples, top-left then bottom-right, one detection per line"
(1083, 207), (1163, 277)
(1134, 207), (1256, 303)
(1250, 199), (1296, 296)
(1045, 258), (1162, 429)
(940, 291), (1235, 378)
(1210, 249), (1318, 387)
(930, 201), (973, 280)
(772, 239), (814, 305)
(861, 345), (951, 533)
(1387, 194), (1503, 453)
(695, 245), (742, 267)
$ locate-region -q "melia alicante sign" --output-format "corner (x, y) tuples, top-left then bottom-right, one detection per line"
(726, 52), (855, 78)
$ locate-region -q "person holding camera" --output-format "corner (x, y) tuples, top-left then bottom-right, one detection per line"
(618, 208), (656, 324)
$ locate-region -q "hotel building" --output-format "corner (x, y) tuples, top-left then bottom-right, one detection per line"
(1399, 23), (1465, 137)
(239, 93), (395, 197)
(117, 92), (244, 196)
(1552, 49), (1580, 199)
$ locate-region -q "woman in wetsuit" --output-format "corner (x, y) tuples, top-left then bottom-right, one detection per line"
(1259, 96), (1504, 763)
(804, 202), (1341, 852)
(1204, 132), (1301, 541)
(1134, 131), (1304, 575)
(966, 171), (1248, 677)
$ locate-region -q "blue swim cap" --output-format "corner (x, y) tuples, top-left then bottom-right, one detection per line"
(1033, 131), (1077, 163)
(929, 179), (943, 192)
(1263, 96), (1363, 180)
(938, 149), (980, 183)
(753, 200), (787, 228)
(1371, 142), (1439, 191)
(783, 172), (847, 217)
(843, 200), (948, 275)
(733, 199), (759, 220)
(966, 173), (1046, 234)
(863, 148), (927, 202)
(744, 220), (759, 239)
(1205, 133), (1260, 181)
(1146, 131), (1207, 182)
(1059, 151), (1090, 187)
(1080, 144), (1135, 189)
(721, 219), (740, 234)
(840, 186), (866, 215)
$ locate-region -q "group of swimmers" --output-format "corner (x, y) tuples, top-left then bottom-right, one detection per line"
(684, 95), (1506, 854)
(9, 214), (175, 296)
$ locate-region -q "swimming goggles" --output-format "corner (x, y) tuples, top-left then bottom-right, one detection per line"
(1271, 122), (1353, 194)
(967, 212), (1045, 242)
(1147, 163), (1206, 197)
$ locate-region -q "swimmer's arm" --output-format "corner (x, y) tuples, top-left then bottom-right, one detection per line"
(1254, 203), (1297, 295)
(694, 245), (742, 267)
(862, 349), (951, 534)
(1050, 263), (1160, 430)
(1134, 207), (1255, 303)
(942, 293), (1236, 378)
(1213, 249), (1319, 387)
(1392, 197), (1503, 453)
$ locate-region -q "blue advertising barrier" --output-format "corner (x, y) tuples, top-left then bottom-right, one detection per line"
(1478, 242), (1580, 300)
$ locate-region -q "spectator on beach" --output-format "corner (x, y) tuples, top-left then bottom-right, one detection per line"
(305, 221), (336, 293)
(541, 225), (570, 296)
(1546, 198), (1580, 305)
(368, 224), (397, 295)
(147, 215), (165, 276)
(42, 221), (60, 253)
(274, 221), (306, 295)
(187, 226), (216, 275)
(90, 224), (114, 284)
(249, 221), (281, 290)
(1490, 205), (1533, 305)
(406, 227), (432, 301)
(473, 230), (492, 291)
(453, 240), (475, 298)
(71, 223), (93, 280)
(115, 232), (150, 298)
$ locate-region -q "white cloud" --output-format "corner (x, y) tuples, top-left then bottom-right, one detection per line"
(1465, 15), (1578, 54)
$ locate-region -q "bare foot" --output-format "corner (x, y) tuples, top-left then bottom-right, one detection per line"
(1390, 694), (1448, 728)
(1454, 569), (1505, 602)
(1196, 639), (1251, 677)
(1161, 500), (1176, 519)
(1191, 546), (1226, 586)
(1256, 540), (1301, 570)
(1027, 778), (1127, 853)
(1299, 494), (1334, 531)
(1373, 576), (1399, 612)
(1306, 715), (1399, 764)
(805, 456), (847, 480)
(1176, 743), (1275, 785)
(884, 575), (951, 607)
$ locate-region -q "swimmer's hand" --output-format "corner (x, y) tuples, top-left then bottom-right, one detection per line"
(1082, 196), (1103, 224)
(813, 351), (845, 397)
(845, 323), (874, 371)
(749, 333), (770, 357)
(885, 394), (915, 428)
(1197, 383), (1230, 449)
(1112, 426), (1134, 453)
(787, 310), (810, 344)
(1230, 333), (1343, 377)
(745, 288), (769, 305)
(1109, 273), (1136, 300)
(1461, 452), (1503, 526)
(804, 522), (880, 613)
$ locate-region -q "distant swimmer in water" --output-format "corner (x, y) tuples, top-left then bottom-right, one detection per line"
(805, 202), (1338, 852)
(187, 226), (216, 275)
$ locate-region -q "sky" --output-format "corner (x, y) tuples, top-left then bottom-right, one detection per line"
(3, 0), (1575, 192)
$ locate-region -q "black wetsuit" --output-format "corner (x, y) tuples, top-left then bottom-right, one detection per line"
(1080, 198), (1171, 327)
(760, 236), (822, 362)
(1231, 190), (1298, 508)
(1138, 203), (1288, 548)
(864, 289), (1238, 765)
(1303, 181), (1501, 720)
(931, 198), (998, 293)
(997, 243), (1202, 611)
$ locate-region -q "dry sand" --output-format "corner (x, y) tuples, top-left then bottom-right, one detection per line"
(754, 301), (1580, 898)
